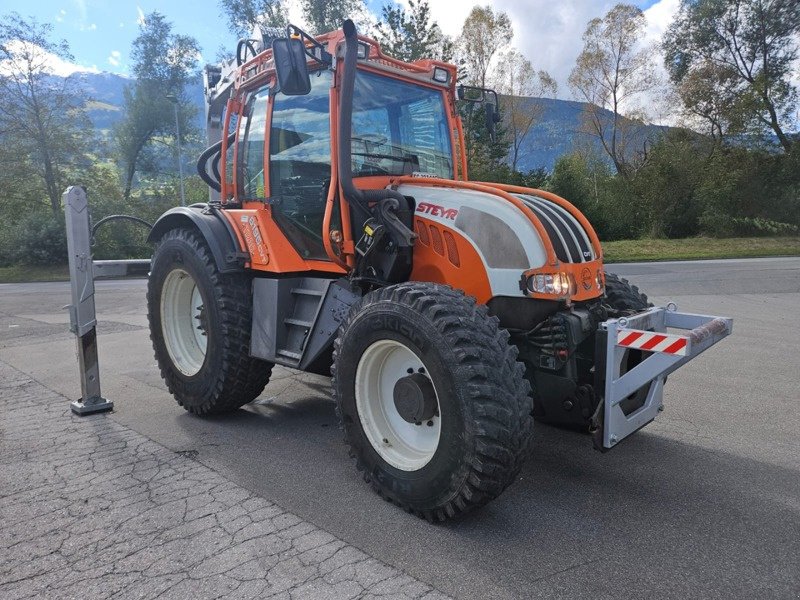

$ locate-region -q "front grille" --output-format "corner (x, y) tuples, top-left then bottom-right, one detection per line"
(516, 194), (595, 263)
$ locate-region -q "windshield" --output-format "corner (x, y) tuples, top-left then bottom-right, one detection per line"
(351, 70), (453, 179)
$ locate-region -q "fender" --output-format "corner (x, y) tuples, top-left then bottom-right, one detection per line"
(147, 205), (248, 273)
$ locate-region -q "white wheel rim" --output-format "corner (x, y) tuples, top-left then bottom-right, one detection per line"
(355, 340), (441, 471)
(160, 268), (208, 376)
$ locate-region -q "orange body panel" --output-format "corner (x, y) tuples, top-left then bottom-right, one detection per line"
(410, 217), (493, 304)
(220, 208), (346, 275)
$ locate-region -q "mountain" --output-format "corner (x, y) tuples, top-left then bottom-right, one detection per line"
(510, 97), (669, 172)
(72, 71), (666, 171)
(71, 71), (205, 132)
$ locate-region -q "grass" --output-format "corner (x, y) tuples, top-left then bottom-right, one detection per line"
(0, 237), (798, 282)
(0, 264), (70, 283)
(603, 236), (800, 263)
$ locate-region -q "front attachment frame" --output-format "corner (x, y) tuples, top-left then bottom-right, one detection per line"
(592, 305), (732, 451)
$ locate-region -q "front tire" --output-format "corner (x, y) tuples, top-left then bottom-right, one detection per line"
(603, 271), (654, 415)
(603, 272), (650, 314)
(147, 227), (273, 415)
(332, 283), (533, 521)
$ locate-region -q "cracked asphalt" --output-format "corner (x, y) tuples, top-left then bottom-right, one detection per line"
(0, 362), (449, 599)
(1, 257), (799, 599)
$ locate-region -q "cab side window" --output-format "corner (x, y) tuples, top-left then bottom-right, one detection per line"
(269, 69), (333, 259)
(237, 87), (269, 200)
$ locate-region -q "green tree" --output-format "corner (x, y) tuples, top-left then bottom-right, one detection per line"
(663, 0), (799, 152)
(550, 152), (612, 236)
(671, 60), (741, 142)
(0, 13), (91, 215)
(630, 130), (703, 238)
(494, 49), (557, 172)
(460, 103), (511, 181)
(300, 0), (367, 34)
(568, 4), (660, 178)
(220, 0), (288, 35)
(458, 5), (512, 88)
(455, 6), (513, 178)
(375, 0), (453, 61)
(114, 12), (199, 200)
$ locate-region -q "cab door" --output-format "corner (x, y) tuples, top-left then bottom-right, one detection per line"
(265, 69), (335, 260)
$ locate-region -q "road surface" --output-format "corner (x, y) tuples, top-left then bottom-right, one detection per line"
(1, 257), (798, 599)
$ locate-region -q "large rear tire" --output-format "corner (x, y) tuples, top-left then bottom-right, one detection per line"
(332, 283), (533, 521)
(147, 227), (273, 415)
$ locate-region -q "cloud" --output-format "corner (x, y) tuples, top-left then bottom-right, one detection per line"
(108, 50), (121, 67)
(137, 6), (146, 27)
(55, 9), (66, 23)
(79, 22), (97, 31)
(643, 0), (680, 43)
(0, 39), (99, 77)
(73, 0), (87, 22)
(394, 0), (473, 37)
(392, 0), (679, 107)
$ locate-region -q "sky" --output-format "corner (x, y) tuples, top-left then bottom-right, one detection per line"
(4, 0), (672, 94)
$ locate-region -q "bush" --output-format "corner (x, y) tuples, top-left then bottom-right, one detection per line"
(630, 131), (702, 238)
(548, 152), (646, 240)
(75, 162), (178, 260)
(2, 212), (68, 266)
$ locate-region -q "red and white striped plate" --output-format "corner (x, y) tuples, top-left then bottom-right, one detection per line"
(616, 329), (689, 356)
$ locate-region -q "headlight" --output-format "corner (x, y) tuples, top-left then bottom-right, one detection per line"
(433, 67), (450, 83)
(526, 272), (576, 297)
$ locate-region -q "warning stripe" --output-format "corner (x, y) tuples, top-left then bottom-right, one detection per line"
(619, 331), (644, 346)
(640, 334), (667, 350)
(616, 329), (689, 356)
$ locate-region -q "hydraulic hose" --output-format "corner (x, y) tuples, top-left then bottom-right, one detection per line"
(337, 19), (416, 247)
(91, 215), (153, 237)
(196, 133), (234, 192)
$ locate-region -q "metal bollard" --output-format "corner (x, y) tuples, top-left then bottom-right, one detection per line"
(63, 186), (114, 415)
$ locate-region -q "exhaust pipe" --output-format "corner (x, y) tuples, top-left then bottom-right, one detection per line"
(337, 19), (416, 247)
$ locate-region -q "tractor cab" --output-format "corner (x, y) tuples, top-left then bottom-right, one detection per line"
(199, 22), (506, 287)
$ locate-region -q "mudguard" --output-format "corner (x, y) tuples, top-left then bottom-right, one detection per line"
(147, 205), (248, 273)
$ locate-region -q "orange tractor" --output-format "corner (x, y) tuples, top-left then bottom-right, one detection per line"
(146, 20), (731, 520)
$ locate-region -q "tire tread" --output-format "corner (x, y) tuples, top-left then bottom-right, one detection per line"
(332, 282), (533, 521)
(147, 227), (272, 416)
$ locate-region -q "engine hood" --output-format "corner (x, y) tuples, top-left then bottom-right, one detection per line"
(398, 183), (599, 299)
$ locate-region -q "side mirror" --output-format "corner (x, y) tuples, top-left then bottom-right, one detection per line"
(272, 37), (310, 95)
(457, 84), (501, 142)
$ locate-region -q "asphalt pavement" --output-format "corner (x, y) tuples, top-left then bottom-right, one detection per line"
(1, 257), (798, 599)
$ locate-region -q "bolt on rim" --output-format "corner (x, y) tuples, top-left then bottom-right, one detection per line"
(355, 339), (441, 471)
(160, 268), (208, 376)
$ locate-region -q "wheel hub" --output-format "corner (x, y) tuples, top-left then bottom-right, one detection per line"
(393, 373), (437, 424)
(354, 339), (442, 471)
(160, 268), (208, 377)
